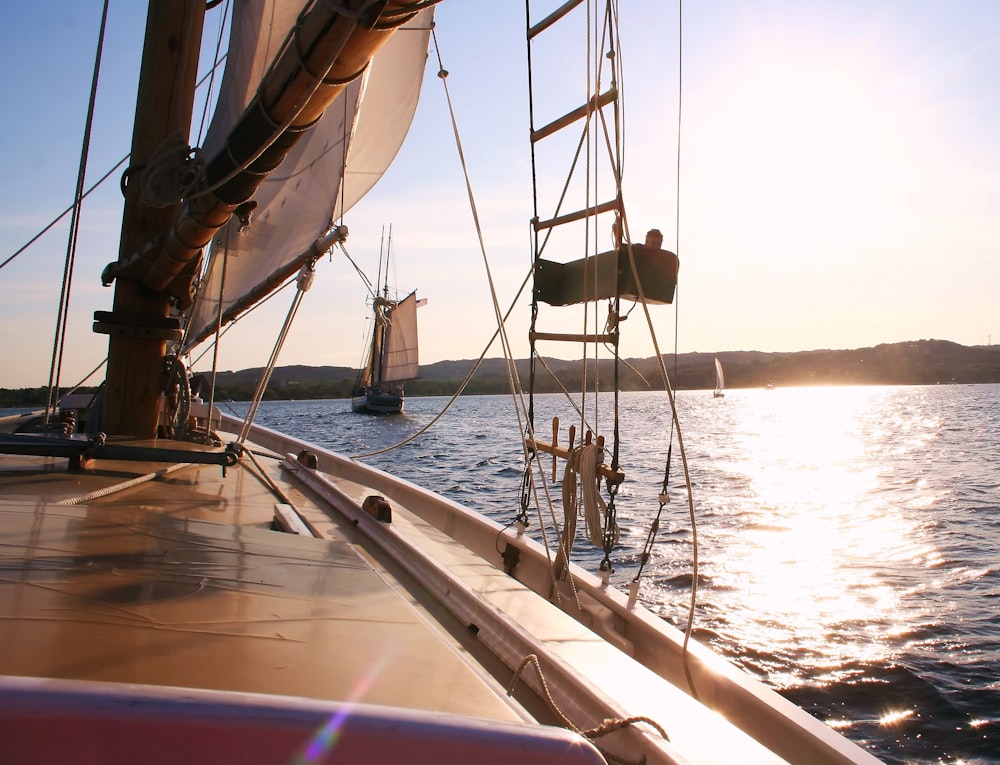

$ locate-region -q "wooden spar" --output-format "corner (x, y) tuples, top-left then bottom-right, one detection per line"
(105, 0), (430, 300)
(527, 418), (624, 485)
(101, 1), (206, 437)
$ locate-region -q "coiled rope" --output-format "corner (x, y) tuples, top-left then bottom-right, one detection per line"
(140, 131), (206, 208)
(561, 443), (617, 551)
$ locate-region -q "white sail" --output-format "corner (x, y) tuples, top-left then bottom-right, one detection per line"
(715, 357), (725, 392)
(380, 291), (420, 383)
(184, 4), (434, 349)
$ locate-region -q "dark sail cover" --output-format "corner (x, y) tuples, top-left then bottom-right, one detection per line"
(534, 244), (679, 306)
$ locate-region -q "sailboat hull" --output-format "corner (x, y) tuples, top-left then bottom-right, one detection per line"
(352, 387), (404, 414)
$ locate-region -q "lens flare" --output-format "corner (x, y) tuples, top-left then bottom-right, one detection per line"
(291, 653), (390, 764)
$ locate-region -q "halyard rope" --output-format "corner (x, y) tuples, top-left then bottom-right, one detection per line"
(45, 0), (110, 425)
(237, 263), (314, 444)
(1, 12), (228, 272)
(0, 156), (129, 273)
(356, 27), (588, 612)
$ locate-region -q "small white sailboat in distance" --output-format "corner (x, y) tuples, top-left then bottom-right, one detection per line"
(713, 357), (726, 398)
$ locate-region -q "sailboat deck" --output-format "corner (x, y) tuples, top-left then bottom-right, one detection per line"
(0, 432), (824, 764)
(0, 442), (529, 724)
(306, 466), (787, 765)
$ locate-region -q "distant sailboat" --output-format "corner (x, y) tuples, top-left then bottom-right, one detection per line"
(351, 288), (421, 414)
(352, 231), (422, 415)
(713, 357), (726, 398)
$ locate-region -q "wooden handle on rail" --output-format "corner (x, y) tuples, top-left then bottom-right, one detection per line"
(552, 417), (559, 482)
(525, 434), (625, 484)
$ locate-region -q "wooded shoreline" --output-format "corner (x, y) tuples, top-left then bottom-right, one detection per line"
(3, 339), (998, 408)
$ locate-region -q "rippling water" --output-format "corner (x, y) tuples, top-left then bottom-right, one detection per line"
(237, 384), (999, 764)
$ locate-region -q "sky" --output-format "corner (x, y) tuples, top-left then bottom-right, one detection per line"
(0, 1), (997, 389)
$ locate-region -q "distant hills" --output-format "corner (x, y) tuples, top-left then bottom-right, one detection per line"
(174, 339), (1000, 400)
(1, 340), (997, 408)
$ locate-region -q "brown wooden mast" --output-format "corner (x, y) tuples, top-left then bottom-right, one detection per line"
(99, 1), (205, 437)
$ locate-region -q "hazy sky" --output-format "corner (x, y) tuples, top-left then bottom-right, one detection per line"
(0, 1), (997, 389)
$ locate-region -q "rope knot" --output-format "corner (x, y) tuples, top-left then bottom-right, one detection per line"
(140, 131), (206, 208)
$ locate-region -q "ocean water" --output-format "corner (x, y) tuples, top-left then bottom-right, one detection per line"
(235, 385), (996, 763)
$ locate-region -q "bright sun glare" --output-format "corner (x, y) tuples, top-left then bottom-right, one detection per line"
(701, 387), (941, 680)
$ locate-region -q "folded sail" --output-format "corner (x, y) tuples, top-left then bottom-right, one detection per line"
(380, 292), (420, 383)
(185, 4), (434, 349)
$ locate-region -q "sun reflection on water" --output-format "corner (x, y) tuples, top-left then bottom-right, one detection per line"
(879, 708), (916, 726)
(661, 386), (948, 686)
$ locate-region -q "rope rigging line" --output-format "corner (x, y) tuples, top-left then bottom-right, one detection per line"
(203, 223), (232, 441)
(242, 445), (322, 538)
(672, 0), (682, 382)
(428, 28), (522, 393)
(337, 240), (378, 299)
(237, 261), (316, 445)
(601, 0), (698, 663)
(582, 0), (597, 471)
(602, 8), (624, 569)
(523, 0), (632, 581)
(425, 26), (539, 463)
(194, 0), (230, 149)
(675, 0), (699, 661)
(615, 215), (698, 648)
(0, 156), (129, 273)
(63, 358), (108, 397)
(2, 26), (228, 273)
(412, 26), (582, 607)
(56, 461), (195, 506)
(44, 0), (110, 425)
